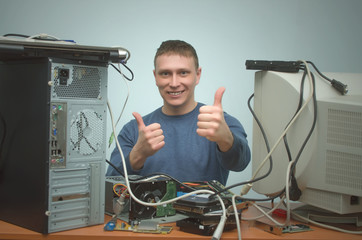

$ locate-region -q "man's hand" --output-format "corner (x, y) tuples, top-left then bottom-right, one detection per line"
(129, 112), (165, 170)
(196, 87), (234, 152)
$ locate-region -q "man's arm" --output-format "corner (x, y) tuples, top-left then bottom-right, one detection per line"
(128, 112), (165, 170)
(197, 87), (251, 171)
(106, 123), (136, 176)
(217, 123), (251, 171)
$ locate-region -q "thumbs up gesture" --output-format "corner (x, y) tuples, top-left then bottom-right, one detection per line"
(129, 112), (165, 170)
(196, 87), (234, 152)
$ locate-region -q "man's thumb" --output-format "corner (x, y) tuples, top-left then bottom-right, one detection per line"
(132, 112), (145, 129)
(213, 87), (225, 107)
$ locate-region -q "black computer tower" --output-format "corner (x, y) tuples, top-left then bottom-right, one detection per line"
(0, 57), (107, 233)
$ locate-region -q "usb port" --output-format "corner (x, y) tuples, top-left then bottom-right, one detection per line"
(51, 141), (57, 148)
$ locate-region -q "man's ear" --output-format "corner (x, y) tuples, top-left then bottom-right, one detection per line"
(196, 67), (202, 85)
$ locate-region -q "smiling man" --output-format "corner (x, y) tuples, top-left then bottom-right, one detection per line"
(106, 40), (251, 185)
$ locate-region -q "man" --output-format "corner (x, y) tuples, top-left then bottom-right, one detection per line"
(106, 40), (250, 185)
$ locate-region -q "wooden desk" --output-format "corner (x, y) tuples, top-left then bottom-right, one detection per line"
(1, 210), (361, 240)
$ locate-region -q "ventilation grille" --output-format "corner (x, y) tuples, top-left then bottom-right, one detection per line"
(70, 109), (104, 156)
(300, 187), (343, 213)
(53, 66), (101, 99)
(326, 108), (362, 190)
(326, 150), (362, 190)
(327, 109), (362, 148)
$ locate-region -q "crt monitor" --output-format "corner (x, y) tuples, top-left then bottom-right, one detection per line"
(251, 70), (362, 215)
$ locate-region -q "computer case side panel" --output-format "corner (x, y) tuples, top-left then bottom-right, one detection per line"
(0, 58), (51, 233)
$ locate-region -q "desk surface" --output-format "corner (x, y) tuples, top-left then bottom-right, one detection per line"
(1, 208), (361, 240)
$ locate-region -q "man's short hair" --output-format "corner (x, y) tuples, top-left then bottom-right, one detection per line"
(154, 40), (199, 70)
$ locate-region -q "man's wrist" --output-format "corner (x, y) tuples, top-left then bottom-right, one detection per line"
(129, 150), (146, 170)
(217, 131), (234, 152)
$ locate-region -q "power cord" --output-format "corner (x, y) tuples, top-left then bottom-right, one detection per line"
(107, 63), (130, 148)
(110, 63), (134, 81)
(306, 61), (348, 95)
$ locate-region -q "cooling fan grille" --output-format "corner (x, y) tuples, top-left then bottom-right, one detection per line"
(70, 109), (104, 156)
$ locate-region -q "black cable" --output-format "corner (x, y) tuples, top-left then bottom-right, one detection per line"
(282, 70), (307, 200)
(306, 61), (332, 83)
(105, 159), (196, 192)
(214, 63), (305, 198)
(210, 93), (274, 198)
(215, 64), (317, 201)
(235, 190), (285, 202)
(240, 68), (317, 202)
(237, 70), (310, 202)
(289, 70), (317, 200)
(290, 70), (318, 173)
(282, 69), (307, 163)
(279, 68), (317, 201)
(3, 33), (30, 38)
(110, 63), (134, 81)
(307, 60), (348, 95)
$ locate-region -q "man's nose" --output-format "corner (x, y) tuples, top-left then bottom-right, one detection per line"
(170, 74), (180, 87)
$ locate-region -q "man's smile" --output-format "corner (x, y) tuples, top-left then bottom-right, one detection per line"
(167, 90), (184, 96)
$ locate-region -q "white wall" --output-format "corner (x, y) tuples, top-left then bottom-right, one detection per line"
(1, 0), (361, 198)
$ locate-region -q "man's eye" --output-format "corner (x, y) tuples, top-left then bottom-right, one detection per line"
(180, 71), (188, 76)
(160, 72), (169, 76)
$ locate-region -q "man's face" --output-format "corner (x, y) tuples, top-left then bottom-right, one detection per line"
(154, 54), (201, 115)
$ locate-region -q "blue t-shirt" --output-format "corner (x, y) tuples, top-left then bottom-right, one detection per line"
(106, 103), (250, 185)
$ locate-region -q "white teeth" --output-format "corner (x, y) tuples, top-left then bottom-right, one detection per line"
(169, 91), (182, 95)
